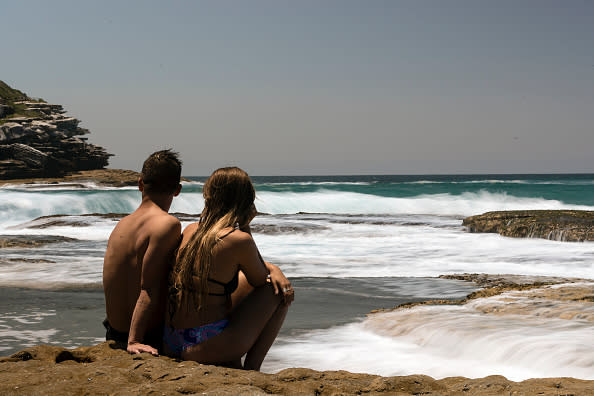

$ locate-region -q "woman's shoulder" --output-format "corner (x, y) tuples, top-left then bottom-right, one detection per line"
(219, 227), (252, 242)
(182, 222), (200, 236)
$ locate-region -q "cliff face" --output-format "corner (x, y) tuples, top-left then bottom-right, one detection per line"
(463, 210), (594, 242)
(0, 80), (112, 179)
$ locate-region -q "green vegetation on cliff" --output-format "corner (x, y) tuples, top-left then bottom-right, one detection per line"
(0, 80), (45, 124)
(0, 80), (29, 102)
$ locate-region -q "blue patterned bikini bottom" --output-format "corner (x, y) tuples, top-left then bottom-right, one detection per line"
(163, 319), (229, 358)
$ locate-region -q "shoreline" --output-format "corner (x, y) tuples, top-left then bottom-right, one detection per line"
(1, 274), (593, 394)
(0, 168), (194, 188)
(1, 342), (592, 395)
(0, 168), (142, 187)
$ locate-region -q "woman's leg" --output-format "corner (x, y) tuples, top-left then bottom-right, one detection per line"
(181, 279), (286, 369)
(243, 300), (288, 370)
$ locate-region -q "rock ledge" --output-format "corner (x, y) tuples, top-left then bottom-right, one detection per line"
(463, 210), (594, 242)
(1, 342), (593, 395)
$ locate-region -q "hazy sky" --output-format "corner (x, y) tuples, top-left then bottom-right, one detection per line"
(3, 1), (593, 175)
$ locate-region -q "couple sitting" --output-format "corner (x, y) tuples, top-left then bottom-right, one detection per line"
(103, 150), (293, 371)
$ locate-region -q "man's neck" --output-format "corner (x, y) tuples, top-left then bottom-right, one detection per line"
(140, 193), (173, 212)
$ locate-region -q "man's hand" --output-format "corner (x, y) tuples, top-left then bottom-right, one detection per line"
(127, 342), (159, 356)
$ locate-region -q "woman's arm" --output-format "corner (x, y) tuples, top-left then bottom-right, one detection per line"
(234, 232), (269, 286)
(264, 261), (294, 305)
(233, 230), (294, 305)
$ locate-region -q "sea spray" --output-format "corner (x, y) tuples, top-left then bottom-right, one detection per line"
(2, 173), (594, 377)
(265, 284), (594, 380)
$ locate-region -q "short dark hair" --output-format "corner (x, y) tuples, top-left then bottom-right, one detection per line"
(141, 149), (182, 194)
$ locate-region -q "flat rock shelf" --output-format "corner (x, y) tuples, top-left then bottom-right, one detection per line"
(463, 210), (594, 242)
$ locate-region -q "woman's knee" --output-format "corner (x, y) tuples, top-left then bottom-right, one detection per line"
(256, 283), (284, 304)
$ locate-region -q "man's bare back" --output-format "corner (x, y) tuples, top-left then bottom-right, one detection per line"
(103, 203), (180, 334)
(102, 149), (182, 356)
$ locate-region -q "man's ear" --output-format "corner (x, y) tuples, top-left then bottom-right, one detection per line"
(138, 178), (144, 192)
(173, 183), (182, 197)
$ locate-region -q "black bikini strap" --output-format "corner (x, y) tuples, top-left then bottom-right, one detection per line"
(207, 277), (226, 286)
(218, 227), (236, 240)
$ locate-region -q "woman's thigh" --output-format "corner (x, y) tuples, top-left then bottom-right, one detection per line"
(230, 271), (253, 309)
(182, 283), (282, 362)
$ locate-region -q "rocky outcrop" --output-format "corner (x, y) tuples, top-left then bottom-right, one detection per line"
(0, 234), (78, 248)
(0, 168), (142, 187)
(1, 342), (593, 395)
(0, 81), (112, 179)
(463, 210), (594, 242)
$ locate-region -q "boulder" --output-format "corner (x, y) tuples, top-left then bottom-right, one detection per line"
(463, 210), (594, 242)
(0, 104), (13, 118)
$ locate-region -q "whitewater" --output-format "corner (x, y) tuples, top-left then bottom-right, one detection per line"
(0, 173), (593, 380)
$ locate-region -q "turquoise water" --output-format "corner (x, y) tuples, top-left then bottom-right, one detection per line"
(189, 173), (594, 205)
(1, 173), (593, 379)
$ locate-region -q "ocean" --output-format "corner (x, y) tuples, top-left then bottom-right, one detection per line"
(1, 173), (593, 380)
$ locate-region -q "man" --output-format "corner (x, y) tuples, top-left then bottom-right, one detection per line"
(103, 149), (182, 356)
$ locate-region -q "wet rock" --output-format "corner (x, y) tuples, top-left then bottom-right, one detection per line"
(0, 104), (14, 118)
(463, 210), (594, 242)
(371, 274), (589, 313)
(0, 168), (142, 187)
(0, 342), (592, 395)
(14, 213), (124, 229)
(0, 234), (78, 248)
(249, 223), (329, 235)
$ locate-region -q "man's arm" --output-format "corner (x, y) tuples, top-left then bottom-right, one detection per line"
(127, 217), (181, 355)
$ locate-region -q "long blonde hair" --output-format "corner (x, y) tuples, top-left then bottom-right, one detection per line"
(169, 167), (255, 317)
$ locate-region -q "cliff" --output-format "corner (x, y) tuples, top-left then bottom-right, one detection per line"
(0, 80), (112, 179)
(463, 210), (594, 242)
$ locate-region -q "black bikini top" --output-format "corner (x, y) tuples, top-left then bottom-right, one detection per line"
(207, 272), (239, 297)
(207, 225), (239, 298)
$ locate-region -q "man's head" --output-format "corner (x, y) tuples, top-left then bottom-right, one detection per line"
(140, 149), (182, 195)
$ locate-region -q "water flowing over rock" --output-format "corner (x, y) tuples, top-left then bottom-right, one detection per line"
(463, 210), (594, 242)
(0, 80), (112, 179)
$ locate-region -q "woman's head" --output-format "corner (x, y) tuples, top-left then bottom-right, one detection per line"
(202, 167), (255, 228)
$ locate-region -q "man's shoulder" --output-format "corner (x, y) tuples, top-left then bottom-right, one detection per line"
(148, 211), (181, 232)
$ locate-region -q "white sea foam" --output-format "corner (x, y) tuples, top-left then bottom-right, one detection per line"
(403, 179), (594, 185)
(0, 181), (139, 191)
(1, 189), (592, 227)
(255, 219), (594, 279)
(255, 190), (593, 216)
(404, 179), (528, 185)
(258, 181), (373, 186)
(1, 211), (593, 288)
(264, 285), (594, 380)
(0, 309), (59, 352)
(0, 190), (140, 227)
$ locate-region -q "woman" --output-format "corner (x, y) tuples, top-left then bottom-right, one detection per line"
(164, 167), (293, 370)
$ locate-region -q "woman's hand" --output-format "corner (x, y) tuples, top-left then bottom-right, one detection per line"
(265, 262), (294, 306)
